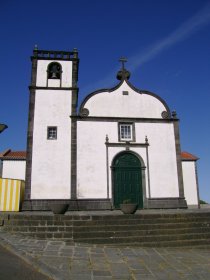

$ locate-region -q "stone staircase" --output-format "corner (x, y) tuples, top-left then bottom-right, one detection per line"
(1, 212), (210, 247)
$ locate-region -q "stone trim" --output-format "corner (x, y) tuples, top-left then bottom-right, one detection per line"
(29, 86), (78, 91)
(105, 136), (110, 199)
(70, 119), (77, 199)
(75, 116), (175, 123)
(21, 197), (188, 210)
(195, 161), (201, 209)
(105, 142), (149, 148)
(21, 199), (112, 211)
(31, 57), (79, 61)
(31, 48), (78, 61)
(70, 50), (79, 199)
(146, 197), (187, 209)
(173, 119), (186, 201)
(146, 144), (151, 198)
(25, 56), (38, 200)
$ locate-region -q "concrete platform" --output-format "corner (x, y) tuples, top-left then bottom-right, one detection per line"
(0, 231), (210, 280)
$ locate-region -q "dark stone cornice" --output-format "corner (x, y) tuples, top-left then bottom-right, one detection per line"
(31, 56), (79, 61)
(105, 142), (149, 147)
(29, 86), (79, 91)
(71, 115), (179, 123)
(31, 48), (79, 62)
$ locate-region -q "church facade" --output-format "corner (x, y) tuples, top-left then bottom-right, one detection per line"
(21, 48), (200, 210)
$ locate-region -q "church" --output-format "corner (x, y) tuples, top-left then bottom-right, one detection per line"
(1, 47), (200, 210)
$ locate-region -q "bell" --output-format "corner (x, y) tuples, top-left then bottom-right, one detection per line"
(51, 72), (57, 78)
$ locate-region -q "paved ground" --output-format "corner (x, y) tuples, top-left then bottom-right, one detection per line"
(0, 243), (50, 280)
(0, 231), (210, 280)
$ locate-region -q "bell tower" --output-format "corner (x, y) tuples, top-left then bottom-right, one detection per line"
(24, 47), (79, 209)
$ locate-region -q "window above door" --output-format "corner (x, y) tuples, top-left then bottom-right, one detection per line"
(118, 123), (135, 142)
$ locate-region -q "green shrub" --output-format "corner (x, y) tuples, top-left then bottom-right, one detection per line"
(200, 199), (207, 204)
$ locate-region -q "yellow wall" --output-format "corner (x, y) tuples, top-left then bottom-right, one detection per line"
(0, 178), (25, 211)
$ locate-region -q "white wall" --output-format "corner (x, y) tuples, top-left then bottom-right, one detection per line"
(182, 161), (198, 206)
(2, 160), (26, 180)
(31, 89), (72, 199)
(77, 121), (115, 199)
(36, 60), (72, 87)
(135, 122), (179, 197)
(84, 81), (167, 118)
(77, 121), (179, 200)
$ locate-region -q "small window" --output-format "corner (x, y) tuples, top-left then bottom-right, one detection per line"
(118, 123), (135, 142)
(120, 124), (132, 140)
(47, 127), (57, 140)
(119, 123), (134, 141)
(47, 62), (62, 79)
(122, 91), (129, 95)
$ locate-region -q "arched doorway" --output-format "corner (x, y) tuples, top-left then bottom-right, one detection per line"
(112, 152), (143, 209)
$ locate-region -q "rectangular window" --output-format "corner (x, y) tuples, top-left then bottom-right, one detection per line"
(120, 124), (131, 140)
(47, 126), (57, 140)
(119, 123), (135, 141)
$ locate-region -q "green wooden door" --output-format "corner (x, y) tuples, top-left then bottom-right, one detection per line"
(113, 153), (143, 209)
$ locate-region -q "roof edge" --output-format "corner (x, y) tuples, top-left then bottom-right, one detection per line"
(79, 78), (171, 117)
(0, 150), (26, 160)
(181, 151), (199, 161)
(0, 149), (11, 157)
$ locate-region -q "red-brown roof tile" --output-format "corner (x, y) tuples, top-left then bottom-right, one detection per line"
(181, 151), (199, 161)
(0, 150), (198, 161)
(0, 149), (26, 160)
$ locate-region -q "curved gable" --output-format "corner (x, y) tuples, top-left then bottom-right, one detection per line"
(79, 80), (171, 119)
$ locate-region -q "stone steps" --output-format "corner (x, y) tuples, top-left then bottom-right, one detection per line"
(3, 220), (73, 226)
(3, 222), (210, 232)
(73, 221), (210, 231)
(74, 227), (210, 238)
(75, 232), (210, 244)
(73, 218), (210, 227)
(5, 230), (210, 246)
(4, 216), (210, 225)
(1, 212), (210, 247)
(7, 228), (210, 243)
(4, 212), (210, 219)
(4, 224), (210, 235)
(75, 239), (210, 248)
(11, 232), (210, 247)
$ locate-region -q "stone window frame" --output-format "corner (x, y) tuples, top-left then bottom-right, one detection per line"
(47, 126), (57, 140)
(118, 122), (136, 142)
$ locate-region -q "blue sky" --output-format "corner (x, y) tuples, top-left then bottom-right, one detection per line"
(1, 0), (210, 202)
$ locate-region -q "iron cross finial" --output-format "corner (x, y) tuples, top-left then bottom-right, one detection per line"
(119, 57), (127, 69)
